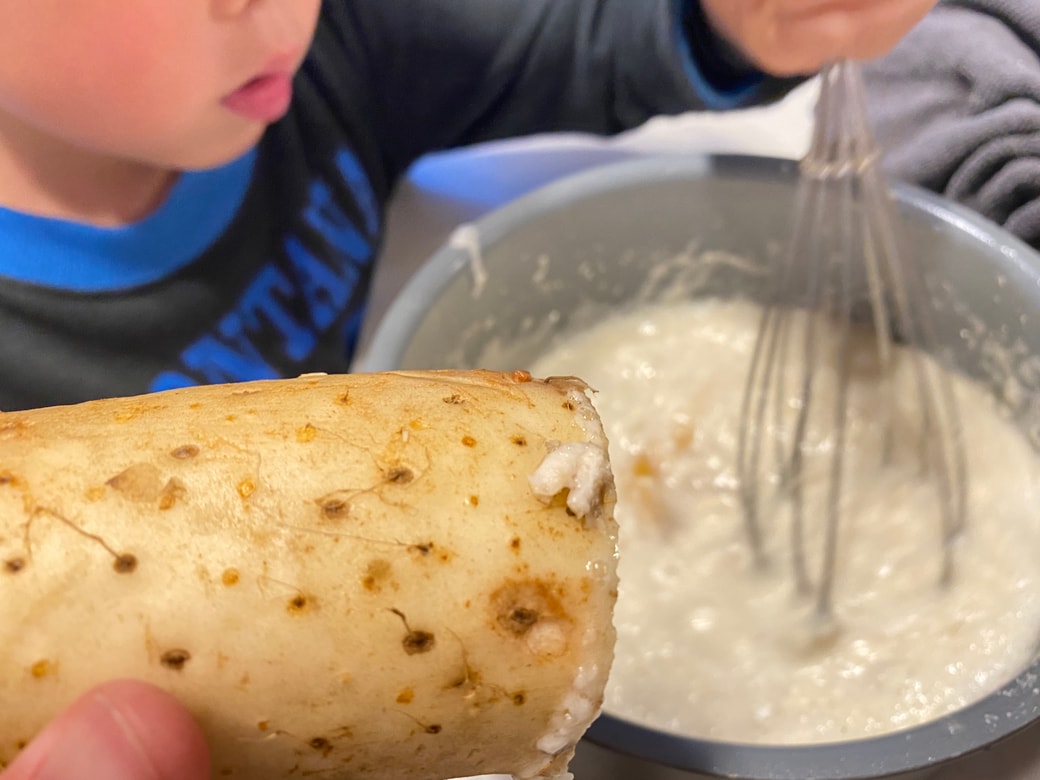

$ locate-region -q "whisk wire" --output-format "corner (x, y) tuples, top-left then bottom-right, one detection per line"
(816, 160), (857, 619)
(782, 189), (829, 596)
(736, 60), (969, 619)
(862, 154), (969, 584)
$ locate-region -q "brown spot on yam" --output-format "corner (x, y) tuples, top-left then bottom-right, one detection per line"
(461, 435), (477, 447)
(287, 594), (316, 615)
(296, 423), (317, 443)
(257, 721), (269, 732)
(0, 416), (29, 437)
(308, 737), (332, 757)
(490, 578), (572, 656)
(222, 568), (240, 587)
(362, 559), (392, 592)
(15, 740), (27, 750)
(513, 692), (526, 706)
(391, 608), (435, 655)
(403, 630), (435, 655)
(170, 445), (200, 460)
(467, 495), (479, 507)
(426, 724), (442, 735)
(509, 537), (522, 553)
(408, 543), (433, 556)
(0, 472), (14, 486)
(84, 485), (105, 502)
(4, 557), (25, 574)
(508, 607), (539, 631)
(113, 554), (138, 574)
(158, 478), (186, 511)
(443, 393), (464, 405)
(336, 391), (351, 405)
(160, 649), (191, 671)
(107, 463), (163, 502)
(237, 479), (256, 499)
(386, 466), (414, 484)
(563, 400), (577, 411)
(511, 435), (528, 447)
(396, 687), (414, 704)
(30, 659), (55, 679)
(321, 498), (350, 520)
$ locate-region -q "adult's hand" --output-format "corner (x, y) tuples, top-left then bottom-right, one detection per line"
(1, 680), (209, 780)
(701, 0), (939, 76)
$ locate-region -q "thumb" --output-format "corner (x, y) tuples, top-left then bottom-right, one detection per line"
(2, 680), (210, 780)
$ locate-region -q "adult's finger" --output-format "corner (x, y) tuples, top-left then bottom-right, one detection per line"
(1, 680), (209, 780)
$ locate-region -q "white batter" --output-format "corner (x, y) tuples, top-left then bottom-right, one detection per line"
(531, 298), (1040, 745)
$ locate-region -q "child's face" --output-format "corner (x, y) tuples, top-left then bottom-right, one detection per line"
(0, 0), (322, 170)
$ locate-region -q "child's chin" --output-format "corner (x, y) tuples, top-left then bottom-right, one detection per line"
(174, 125), (267, 172)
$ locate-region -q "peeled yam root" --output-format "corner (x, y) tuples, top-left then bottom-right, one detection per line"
(0, 370), (618, 780)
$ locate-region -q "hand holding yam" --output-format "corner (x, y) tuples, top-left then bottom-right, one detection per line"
(0, 370), (619, 780)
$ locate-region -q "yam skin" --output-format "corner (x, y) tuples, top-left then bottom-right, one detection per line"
(0, 370), (618, 780)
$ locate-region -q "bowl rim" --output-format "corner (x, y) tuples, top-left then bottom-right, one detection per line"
(356, 153), (1040, 778)
(355, 153), (1040, 377)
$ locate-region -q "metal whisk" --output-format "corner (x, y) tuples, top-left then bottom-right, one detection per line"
(735, 60), (968, 621)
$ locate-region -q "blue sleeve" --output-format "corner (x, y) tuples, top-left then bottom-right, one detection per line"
(322, 0), (804, 177)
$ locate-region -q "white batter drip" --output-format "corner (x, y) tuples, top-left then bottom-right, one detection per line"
(531, 298), (1040, 745)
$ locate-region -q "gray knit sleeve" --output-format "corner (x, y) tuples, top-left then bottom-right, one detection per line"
(864, 0), (1040, 248)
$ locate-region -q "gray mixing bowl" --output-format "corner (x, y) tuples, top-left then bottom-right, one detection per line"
(355, 155), (1040, 779)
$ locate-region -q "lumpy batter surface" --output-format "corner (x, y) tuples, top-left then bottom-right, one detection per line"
(531, 298), (1040, 745)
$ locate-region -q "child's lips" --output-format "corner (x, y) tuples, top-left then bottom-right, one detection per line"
(221, 72), (294, 123)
